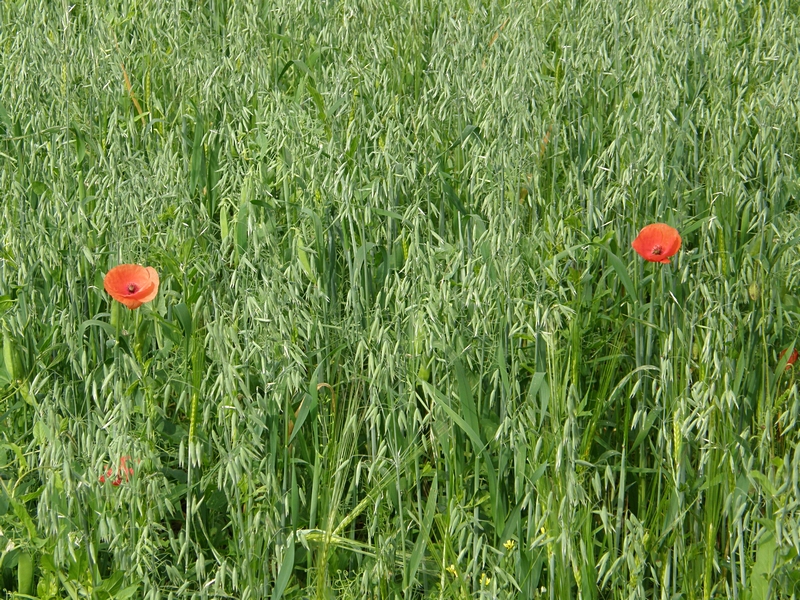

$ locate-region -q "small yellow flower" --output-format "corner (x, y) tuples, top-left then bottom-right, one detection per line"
(446, 564), (457, 576)
(480, 572), (492, 586)
(503, 539), (516, 551)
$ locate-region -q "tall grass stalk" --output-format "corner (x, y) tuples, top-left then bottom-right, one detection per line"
(1, 0), (800, 598)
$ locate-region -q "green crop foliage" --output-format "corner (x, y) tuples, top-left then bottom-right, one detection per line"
(1, 0), (800, 598)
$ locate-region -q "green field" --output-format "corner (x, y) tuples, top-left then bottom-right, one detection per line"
(2, 0), (800, 598)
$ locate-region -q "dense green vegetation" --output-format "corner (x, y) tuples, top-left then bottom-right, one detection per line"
(2, 0), (800, 597)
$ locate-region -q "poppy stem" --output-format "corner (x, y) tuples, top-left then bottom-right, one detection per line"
(133, 307), (143, 364)
(110, 300), (121, 339)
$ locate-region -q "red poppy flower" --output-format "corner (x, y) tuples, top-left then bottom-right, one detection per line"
(104, 264), (159, 309)
(99, 455), (135, 486)
(780, 348), (798, 369)
(631, 224), (682, 264)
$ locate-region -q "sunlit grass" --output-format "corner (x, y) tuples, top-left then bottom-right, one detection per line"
(1, 0), (800, 598)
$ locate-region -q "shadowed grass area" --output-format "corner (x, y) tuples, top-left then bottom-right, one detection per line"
(1, 0), (800, 598)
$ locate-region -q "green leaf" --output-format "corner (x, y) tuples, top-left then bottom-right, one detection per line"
(681, 215), (708, 237)
(421, 380), (484, 455)
(444, 124), (483, 154)
(114, 584), (141, 600)
(749, 470), (777, 498)
(439, 171), (467, 215)
(72, 127), (86, 164)
(454, 357), (482, 445)
(529, 463), (547, 486)
(307, 80), (327, 124)
(190, 112), (205, 194)
(599, 243), (637, 302)
(499, 495), (526, 546)
(406, 474), (438, 590)
(31, 181), (48, 195)
(288, 364), (321, 446)
(291, 59), (312, 77)
(301, 207), (326, 275)
(272, 534), (295, 600)
(0, 99), (10, 130)
(372, 207), (403, 221)
(219, 204), (229, 241)
(630, 408), (661, 452)
(173, 303), (192, 339)
(750, 532), (775, 600)
(95, 570), (123, 594)
(295, 230), (316, 283)
(11, 495), (37, 539)
(527, 371), (549, 424)
(0, 296), (14, 313)
(3, 328), (17, 381)
(38, 554), (57, 573)
(236, 194), (250, 260)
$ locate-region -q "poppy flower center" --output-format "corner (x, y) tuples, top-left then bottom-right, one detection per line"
(127, 283), (138, 293)
(651, 245), (663, 256)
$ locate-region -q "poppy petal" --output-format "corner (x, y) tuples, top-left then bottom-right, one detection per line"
(99, 456), (135, 485)
(128, 280), (155, 301)
(632, 223), (681, 263)
(103, 264), (160, 309)
(662, 229), (682, 257)
(130, 268), (159, 303)
(122, 298), (143, 309)
(780, 348), (798, 369)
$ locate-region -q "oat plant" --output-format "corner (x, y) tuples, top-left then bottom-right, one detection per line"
(1, 0), (800, 598)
